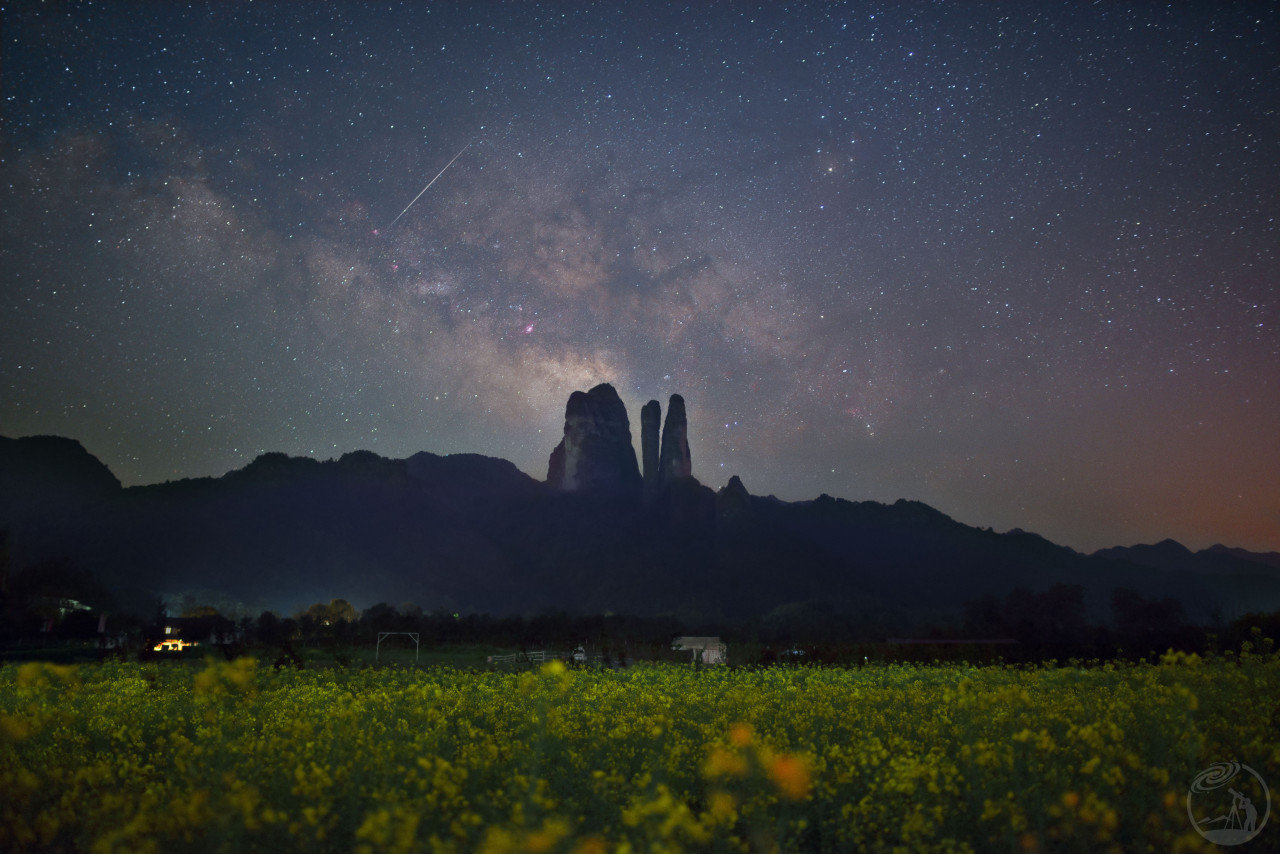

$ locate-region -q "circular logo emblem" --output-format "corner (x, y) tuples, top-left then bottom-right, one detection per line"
(1187, 761), (1270, 845)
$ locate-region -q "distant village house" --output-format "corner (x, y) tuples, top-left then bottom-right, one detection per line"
(672, 636), (727, 665)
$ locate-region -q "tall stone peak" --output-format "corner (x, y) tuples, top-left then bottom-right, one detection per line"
(657, 394), (692, 485)
(716, 475), (751, 523)
(721, 475), (749, 501)
(546, 383), (642, 497)
(641, 399), (661, 498)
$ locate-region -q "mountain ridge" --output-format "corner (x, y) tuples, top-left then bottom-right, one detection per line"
(3, 432), (1278, 623)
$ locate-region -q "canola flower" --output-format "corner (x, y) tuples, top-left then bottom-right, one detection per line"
(1, 650), (1277, 852)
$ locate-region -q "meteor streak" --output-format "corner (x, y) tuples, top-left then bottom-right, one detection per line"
(383, 143), (471, 232)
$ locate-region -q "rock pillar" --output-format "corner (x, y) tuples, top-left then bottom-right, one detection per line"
(657, 394), (692, 485)
(546, 383), (642, 497)
(641, 399), (661, 497)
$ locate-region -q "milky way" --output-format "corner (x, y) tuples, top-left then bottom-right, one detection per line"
(2, 2), (1277, 552)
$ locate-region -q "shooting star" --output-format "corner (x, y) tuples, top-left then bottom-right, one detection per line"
(382, 142), (471, 232)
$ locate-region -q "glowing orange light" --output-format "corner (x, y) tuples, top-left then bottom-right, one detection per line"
(153, 639), (199, 652)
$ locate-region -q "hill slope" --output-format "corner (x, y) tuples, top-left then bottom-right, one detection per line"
(3, 435), (1278, 621)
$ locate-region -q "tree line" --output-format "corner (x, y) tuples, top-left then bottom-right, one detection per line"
(3, 541), (1277, 664)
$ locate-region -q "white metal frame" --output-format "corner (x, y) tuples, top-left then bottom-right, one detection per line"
(376, 632), (420, 664)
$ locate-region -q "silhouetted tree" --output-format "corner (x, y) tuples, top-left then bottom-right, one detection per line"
(993, 584), (1088, 645)
(962, 594), (1010, 637)
(256, 610), (284, 646)
(1112, 587), (1188, 639)
(1040, 583), (1088, 643)
(302, 598), (360, 629)
(328, 598), (359, 623)
(0, 527), (9, 600)
(1228, 611), (1280, 649)
(361, 602), (401, 633)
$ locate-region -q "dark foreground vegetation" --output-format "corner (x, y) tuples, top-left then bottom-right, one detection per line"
(5, 562), (1279, 668)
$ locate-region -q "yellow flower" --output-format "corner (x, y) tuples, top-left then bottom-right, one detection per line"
(707, 791), (737, 822)
(15, 661), (78, 690)
(767, 754), (811, 800)
(571, 836), (608, 854)
(704, 747), (748, 778)
(0, 712), (31, 742)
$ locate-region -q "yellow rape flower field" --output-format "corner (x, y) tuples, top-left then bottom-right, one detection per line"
(2, 649), (1278, 853)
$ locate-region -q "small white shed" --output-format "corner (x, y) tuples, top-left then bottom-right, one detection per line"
(672, 636), (727, 665)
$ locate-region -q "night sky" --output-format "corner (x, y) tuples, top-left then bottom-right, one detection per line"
(3, 2), (1278, 553)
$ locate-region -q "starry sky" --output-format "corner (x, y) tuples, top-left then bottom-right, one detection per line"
(3, 1), (1278, 554)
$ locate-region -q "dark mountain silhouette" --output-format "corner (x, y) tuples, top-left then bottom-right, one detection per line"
(1092, 540), (1280, 619)
(1094, 541), (1280, 580)
(3, 398), (1279, 623)
(0, 435), (121, 527)
(1203, 544), (1280, 572)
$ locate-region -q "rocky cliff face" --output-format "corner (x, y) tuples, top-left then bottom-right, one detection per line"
(657, 394), (692, 484)
(641, 399), (661, 498)
(546, 383), (642, 497)
(547, 386), (694, 501)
